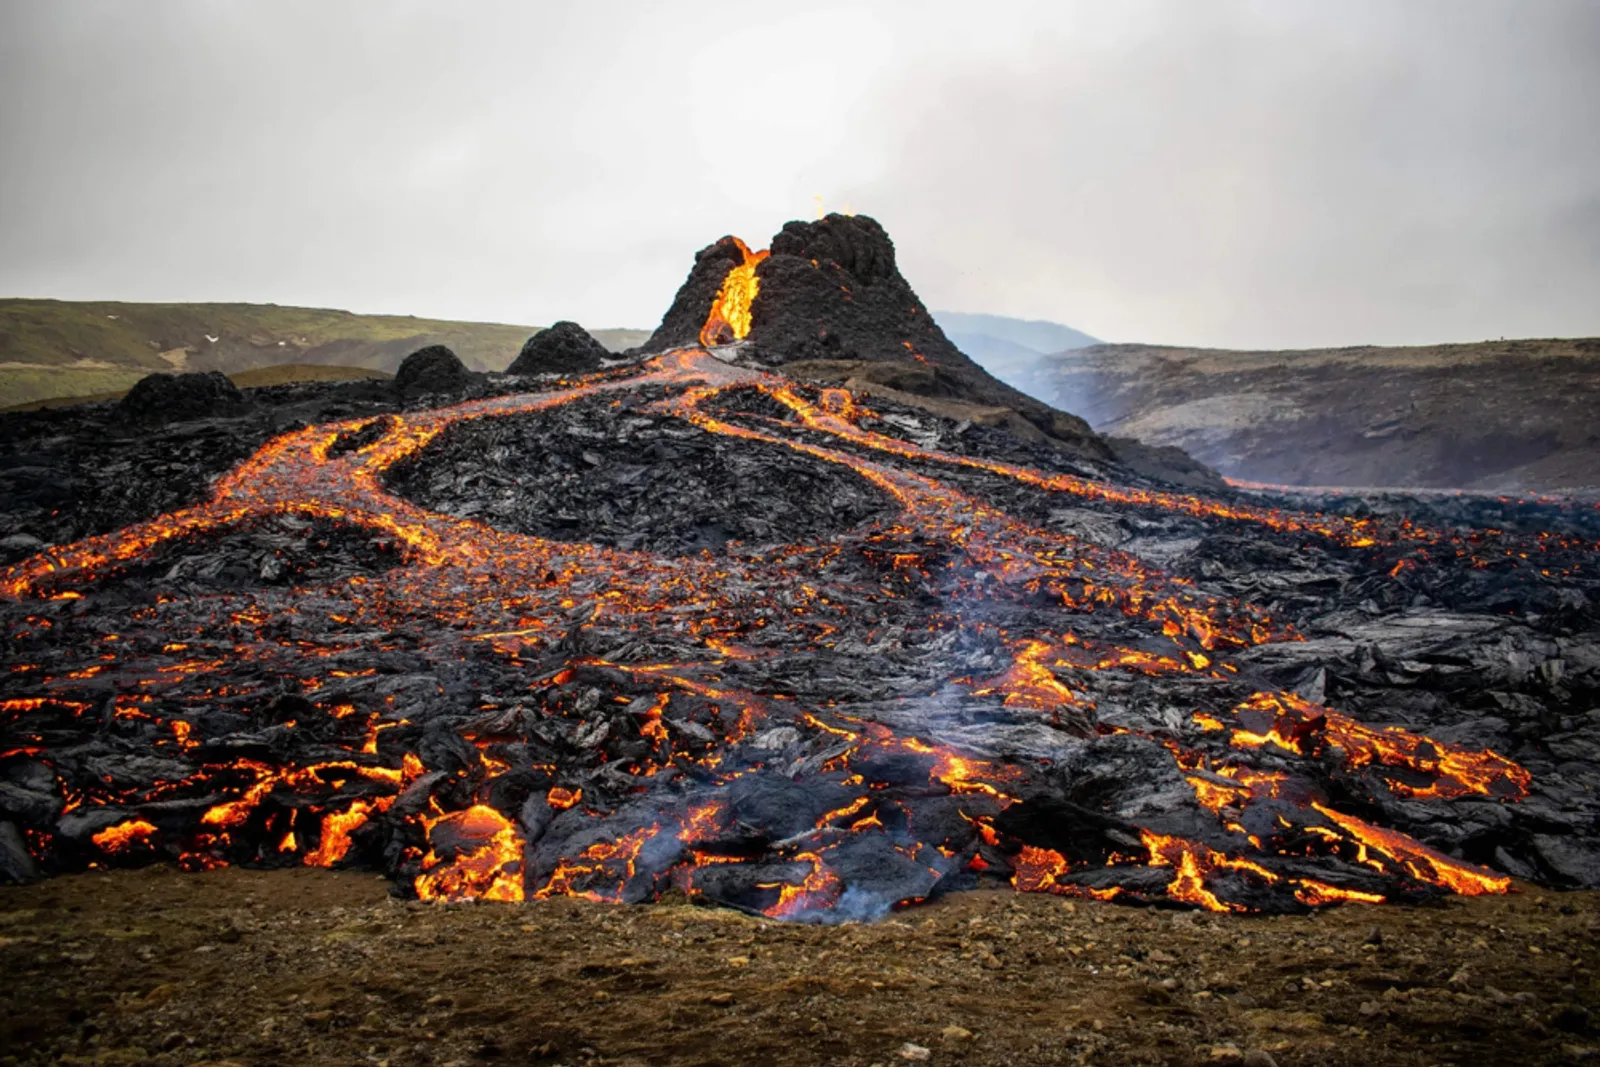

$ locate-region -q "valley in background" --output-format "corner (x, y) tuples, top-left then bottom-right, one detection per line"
(1023, 338), (1600, 493)
(929, 315), (1600, 494)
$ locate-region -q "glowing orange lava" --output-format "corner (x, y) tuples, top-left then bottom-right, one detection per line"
(700, 238), (770, 347)
(0, 328), (1547, 915)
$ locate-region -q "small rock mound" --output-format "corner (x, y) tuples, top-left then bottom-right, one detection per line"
(116, 371), (249, 424)
(506, 322), (609, 376)
(385, 394), (896, 556)
(394, 345), (472, 396)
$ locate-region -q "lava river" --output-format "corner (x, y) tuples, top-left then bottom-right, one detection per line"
(1, 262), (1584, 919)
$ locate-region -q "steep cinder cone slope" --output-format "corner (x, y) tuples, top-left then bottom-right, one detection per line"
(645, 214), (1219, 488)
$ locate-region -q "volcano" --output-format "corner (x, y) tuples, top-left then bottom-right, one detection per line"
(2, 215), (1598, 918)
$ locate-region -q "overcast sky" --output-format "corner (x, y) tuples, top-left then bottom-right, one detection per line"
(1, 1), (1596, 349)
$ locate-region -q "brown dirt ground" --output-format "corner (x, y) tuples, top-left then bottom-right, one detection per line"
(1, 868), (1597, 1067)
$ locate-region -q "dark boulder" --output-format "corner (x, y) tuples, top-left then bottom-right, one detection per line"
(115, 371), (249, 424)
(506, 321), (610, 377)
(0, 821), (38, 883)
(394, 345), (472, 396)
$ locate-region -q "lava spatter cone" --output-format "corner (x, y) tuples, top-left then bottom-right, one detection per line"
(647, 213), (1126, 470)
(0, 213), (1595, 919)
(394, 343), (474, 395)
(116, 370), (250, 424)
(507, 321), (610, 376)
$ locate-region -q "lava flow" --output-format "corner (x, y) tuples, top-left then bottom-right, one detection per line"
(699, 237), (768, 347)
(2, 223), (1595, 921)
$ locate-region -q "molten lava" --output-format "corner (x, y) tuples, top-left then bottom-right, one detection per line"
(0, 252), (1567, 918)
(699, 238), (769, 347)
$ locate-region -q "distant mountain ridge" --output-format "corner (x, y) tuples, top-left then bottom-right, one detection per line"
(1025, 338), (1600, 492)
(932, 310), (1099, 399)
(933, 311), (1100, 354)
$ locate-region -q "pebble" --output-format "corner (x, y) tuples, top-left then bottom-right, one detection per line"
(941, 1025), (973, 1043)
(897, 1042), (932, 1061)
(1554, 1004), (1593, 1034)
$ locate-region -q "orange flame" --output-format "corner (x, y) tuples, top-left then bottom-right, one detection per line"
(699, 238), (769, 346)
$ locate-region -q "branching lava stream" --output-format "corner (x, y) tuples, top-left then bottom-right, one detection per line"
(2, 244), (1584, 921)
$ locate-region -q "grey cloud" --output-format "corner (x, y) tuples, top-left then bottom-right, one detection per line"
(1, 0), (1596, 347)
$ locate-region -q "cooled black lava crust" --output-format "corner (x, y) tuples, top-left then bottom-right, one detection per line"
(384, 391), (899, 555)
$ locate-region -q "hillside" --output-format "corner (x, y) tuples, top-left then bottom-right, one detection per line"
(932, 310), (1098, 398)
(1018, 337), (1600, 492)
(0, 363), (394, 413)
(0, 299), (650, 407)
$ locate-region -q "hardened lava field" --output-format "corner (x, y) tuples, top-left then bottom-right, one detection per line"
(3, 344), (1598, 919)
(3, 215), (1599, 925)
(384, 387), (898, 555)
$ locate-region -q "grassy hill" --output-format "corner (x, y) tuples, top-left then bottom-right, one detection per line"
(0, 363), (394, 413)
(0, 299), (650, 407)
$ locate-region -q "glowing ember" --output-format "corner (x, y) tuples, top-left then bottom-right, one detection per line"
(303, 797), (392, 867)
(417, 805), (525, 902)
(1228, 692), (1530, 800)
(700, 238), (769, 347)
(92, 819), (158, 853)
(1312, 803), (1511, 896)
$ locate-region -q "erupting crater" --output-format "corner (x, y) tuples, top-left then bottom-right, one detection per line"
(2, 215), (1598, 920)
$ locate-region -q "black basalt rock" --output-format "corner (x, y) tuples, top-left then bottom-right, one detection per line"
(394, 344), (473, 396)
(506, 321), (610, 377)
(640, 214), (1132, 468)
(641, 236), (751, 352)
(746, 214), (982, 380)
(115, 371), (249, 425)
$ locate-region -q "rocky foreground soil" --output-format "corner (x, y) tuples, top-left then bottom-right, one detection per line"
(2, 868), (1597, 1067)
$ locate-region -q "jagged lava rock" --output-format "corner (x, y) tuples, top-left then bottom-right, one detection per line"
(748, 216), (1112, 449)
(115, 370), (249, 424)
(507, 321), (610, 376)
(394, 344), (473, 396)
